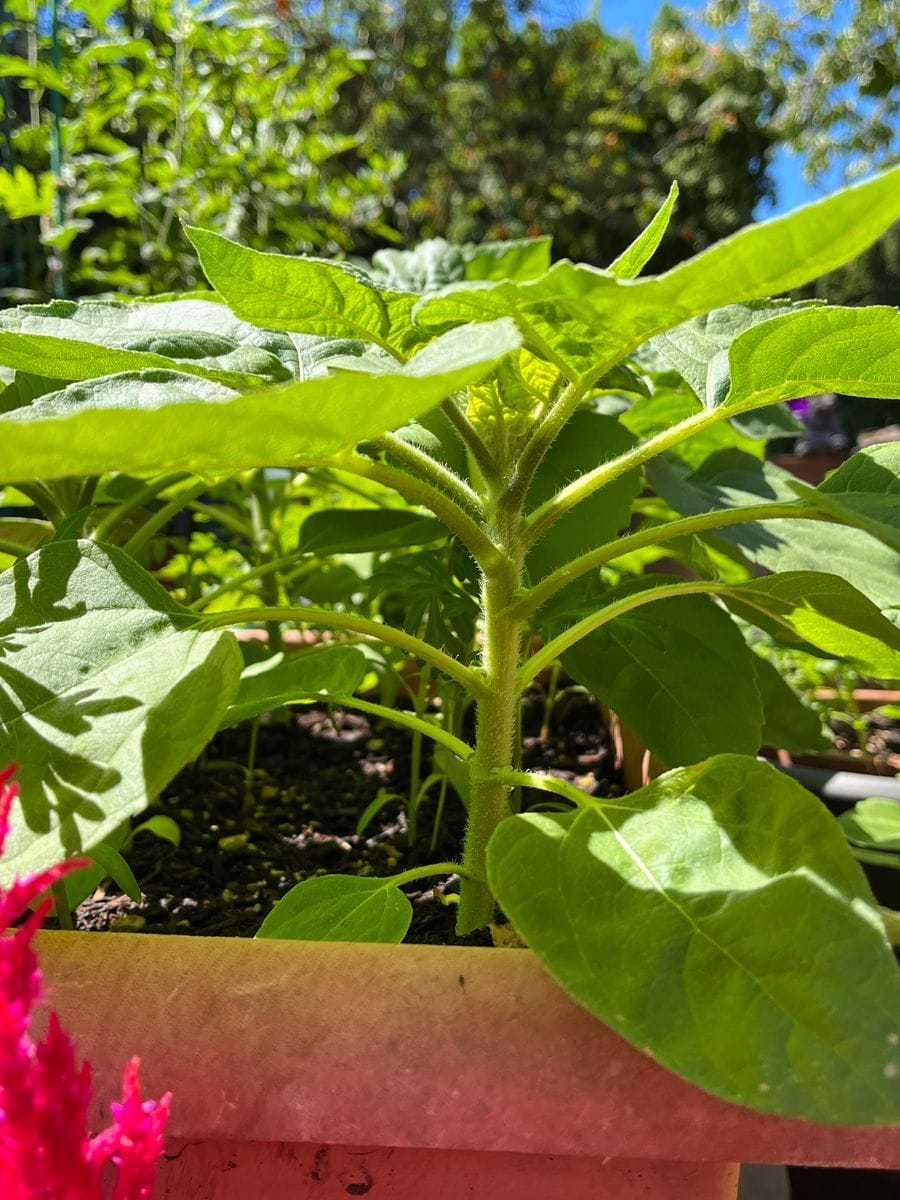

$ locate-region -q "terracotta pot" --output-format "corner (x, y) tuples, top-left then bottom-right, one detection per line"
(766, 452), (848, 485)
(36, 933), (898, 1199)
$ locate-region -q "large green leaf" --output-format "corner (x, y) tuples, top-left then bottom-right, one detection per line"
(721, 573), (900, 680)
(722, 307), (900, 412)
(649, 299), (819, 407)
(256, 874), (411, 942)
(751, 653), (831, 754)
(0, 299), (295, 387)
(221, 645), (368, 728)
(810, 443), (900, 555)
(0, 320), (521, 482)
(561, 593), (763, 765)
(416, 169), (900, 381)
(186, 226), (422, 357)
(0, 540), (241, 880)
(488, 756), (900, 1123)
(369, 235), (551, 292)
(297, 508), (447, 556)
(647, 451), (900, 620)
(526, 412), (641, 578)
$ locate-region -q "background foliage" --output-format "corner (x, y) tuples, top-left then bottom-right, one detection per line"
(1, 0), (781, 299)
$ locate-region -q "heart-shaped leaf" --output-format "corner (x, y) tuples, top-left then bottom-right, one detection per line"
(489, 755), (900, 1123)
(0, 539), (241, 880)
(256, 874), (412, 942)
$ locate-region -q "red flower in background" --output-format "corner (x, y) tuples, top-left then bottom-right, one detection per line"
(0, 764), (170, 1200)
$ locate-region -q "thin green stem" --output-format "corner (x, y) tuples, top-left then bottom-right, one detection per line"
(494, 769), (592, 810)
(518, 580), (729, 688)
(248, 471), (284, 653)
(200, 606), (489, 701)
(501, 375), (580, 510)
(188, 552), (305, 611)
(337, 695), (473, 763)
(377, 431), (483, 515)
(0, 538), (30, 558)
(338, 453), (505, 570)
(523, 407), (724, 549)
(408, 663), (431, 813)
(190, 500), (253, 540)
(91, 473), (189, 544)
(390, 861), (469, 887)
(52, 880), (74, 930)
(440, 396), (499, 486)
(123, 479), (208, 556)
(14, 482), (66, 527)
(510, 501), (821, 619)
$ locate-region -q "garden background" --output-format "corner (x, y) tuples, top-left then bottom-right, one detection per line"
(1, 0), (897, 311)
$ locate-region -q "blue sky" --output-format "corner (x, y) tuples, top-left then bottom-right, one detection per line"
(538, 0), (849, 217)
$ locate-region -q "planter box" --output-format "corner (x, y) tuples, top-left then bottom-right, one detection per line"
(36, 933), (899, 1199)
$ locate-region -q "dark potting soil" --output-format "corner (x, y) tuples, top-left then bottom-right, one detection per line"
(69, 691), (622, 943)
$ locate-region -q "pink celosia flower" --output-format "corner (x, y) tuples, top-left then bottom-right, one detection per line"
(0, 763), (170, 1199)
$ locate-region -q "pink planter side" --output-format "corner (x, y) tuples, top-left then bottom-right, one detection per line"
(37, 933), (899, 1197)
(149, 1140), (738, 1200)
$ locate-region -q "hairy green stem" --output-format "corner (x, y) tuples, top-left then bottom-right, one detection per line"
(458, 509), (526, 933)
(338, 453), (505, 570)
(200, 606), (488, 700)
(519, 580), (729, 687)
(523, 407), (725, 548)
(390, 861), (468, 887)
(377, 431), (484, 515)
(501, 375), (579, 510)
(510, 501), (821, 619)
(440, 396), (499, 486)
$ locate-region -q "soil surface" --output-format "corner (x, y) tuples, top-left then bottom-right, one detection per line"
(61, 689), (900, 940)
(69, 691), (622, 942)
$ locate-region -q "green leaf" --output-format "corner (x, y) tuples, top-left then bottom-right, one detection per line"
(839, 799), (900, 852)
(462, 236), (552, 283)
(0, 299), (295, 387)
(0, 518), (53, 553)
(256, 874), (412, 942)
(369, 236), (552, 293)
(86, 841), (141, 902)
(0, 53), (70, 96)
(647, 451), (900, 620)
(722, 307), (900, 412)
(809, 443), (900, 555)
(131, 814), (181, 847)
(220, 645), (368, 728)
(526, 412), (641, 578)
(416, 169), (900, 381)
(751, 654), (831, 754)
(722, 573), (900, 680)
(561, 593), (763, 766)
(649, 299), (820, 407)
(488, 756), (900, 1123)
(0, 540), (241, 881)
(185, 226), (422, 357)
(0, 320), (521, 481)
(297, 509), (447, 555)
(608, 181), (678, 279)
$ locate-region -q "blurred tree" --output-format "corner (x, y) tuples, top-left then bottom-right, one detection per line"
(1, 0), (782, 298)
(702, 0), (899, 182)
(368, 1), (779, 268)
